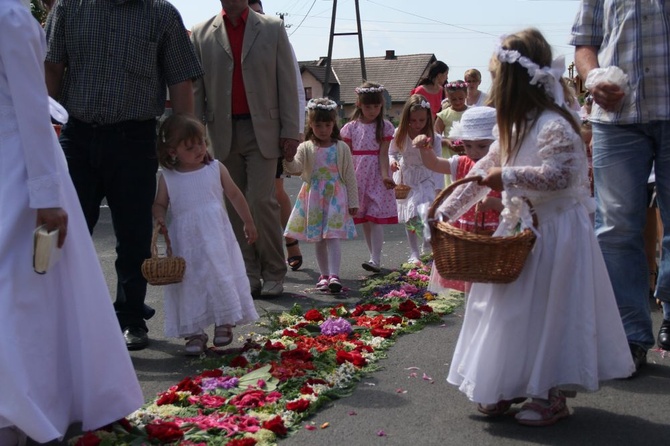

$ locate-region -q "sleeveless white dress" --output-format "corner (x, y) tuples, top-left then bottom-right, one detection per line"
(161, 161), (259, 337)
(436, 111), (635, 403)
(0, 2), (143, 441)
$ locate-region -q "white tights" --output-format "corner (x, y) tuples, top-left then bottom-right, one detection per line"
(362, 222), (384, 265)
(315, 238), (341, 277)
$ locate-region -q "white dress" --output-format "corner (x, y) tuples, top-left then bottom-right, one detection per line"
(0, 2), (143, 442)
(389, 132), (443, 223)
(161, 161), (259, 338)
(436, 111), (635, 404)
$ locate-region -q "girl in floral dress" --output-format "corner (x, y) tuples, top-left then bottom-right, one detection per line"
(284, 98), (359, 293)
(389, 94), (443, 264)
(341, 82), (397, 273)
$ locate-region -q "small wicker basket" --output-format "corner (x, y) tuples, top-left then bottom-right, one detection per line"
(394, 168), (411, 200)
(141, 225), (186, 286)
(428, 176), (538, 284)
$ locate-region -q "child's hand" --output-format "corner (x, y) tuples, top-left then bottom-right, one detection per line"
(412, 134), (432, 150)
(479, 196), (504, 212)
(382, 177), (396, 189)
(244, 222), (258, 244)
(478, 167), (503, 191)
(390, 160), (400, 172)
(349, 207), (358, 216)
(449, 139), (465, 155)
(155, 217), (167, 235)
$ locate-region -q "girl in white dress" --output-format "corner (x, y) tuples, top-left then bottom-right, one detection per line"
(389, 94), (443, 263)
(434, 29), (635, 426)
(0, 1), (143, 443)
(153, 114), (259, 355)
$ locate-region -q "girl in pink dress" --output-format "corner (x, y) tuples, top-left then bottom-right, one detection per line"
(341, 82), (397, 273)
(418, 106), (502, 293)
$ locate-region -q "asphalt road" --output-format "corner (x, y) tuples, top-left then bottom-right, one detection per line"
(91, 176), (670, 446)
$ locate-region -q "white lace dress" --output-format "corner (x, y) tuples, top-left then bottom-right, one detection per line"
(161, 162), (259, 338)
(437, 111), (635, 404)
(389, 132), (443, 223)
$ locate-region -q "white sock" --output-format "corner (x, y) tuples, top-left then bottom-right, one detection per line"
(407, 228), (421, 259)
(369, 222), (384, 265)
(327, 238), (341, 276)
(315, 239), (329, 276)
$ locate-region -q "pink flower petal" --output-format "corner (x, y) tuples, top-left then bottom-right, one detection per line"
(377, 430), (386, 436)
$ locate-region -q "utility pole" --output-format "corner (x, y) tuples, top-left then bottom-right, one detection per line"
(322, 0), (366, 98)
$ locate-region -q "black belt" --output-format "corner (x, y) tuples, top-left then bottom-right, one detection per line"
(232, 114), (252, 120)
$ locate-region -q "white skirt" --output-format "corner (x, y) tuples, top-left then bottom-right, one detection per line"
(447, 196), (635, 404)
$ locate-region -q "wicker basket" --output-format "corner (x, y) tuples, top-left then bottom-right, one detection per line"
(141, 225), (186, 286)
(428, 176), (538, 284)
(394, 168), (411, 200)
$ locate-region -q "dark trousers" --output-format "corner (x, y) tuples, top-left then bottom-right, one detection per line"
(60, 118), (157, 330)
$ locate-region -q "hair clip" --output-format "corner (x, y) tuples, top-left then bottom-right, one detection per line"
(420, 100), (431, 109)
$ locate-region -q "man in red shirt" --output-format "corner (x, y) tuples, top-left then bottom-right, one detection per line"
(191, 0), (300, 297)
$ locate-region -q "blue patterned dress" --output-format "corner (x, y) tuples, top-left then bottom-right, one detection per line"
(285, 143), (357, 241)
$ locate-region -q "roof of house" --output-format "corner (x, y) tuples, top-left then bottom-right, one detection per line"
(300, 52), (436, 105)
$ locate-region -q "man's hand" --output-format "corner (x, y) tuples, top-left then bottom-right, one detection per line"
(591, 82), (625, 112)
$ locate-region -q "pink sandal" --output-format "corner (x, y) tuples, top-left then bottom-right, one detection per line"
(184, 333), (208, 356)
(477, 397), (527, 416)
(515, 389), (570, 426)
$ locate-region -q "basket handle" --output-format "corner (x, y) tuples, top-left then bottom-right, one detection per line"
(428, 176), (483, 221)
(150, 224), (174, 258)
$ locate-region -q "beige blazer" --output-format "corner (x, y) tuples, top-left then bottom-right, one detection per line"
(191, 9), (300, 160)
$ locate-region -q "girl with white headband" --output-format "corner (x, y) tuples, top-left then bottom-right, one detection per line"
(436, 28), (634, 426)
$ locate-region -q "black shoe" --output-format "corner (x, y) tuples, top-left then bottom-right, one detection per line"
(629, 343), (647, 376)
(143, 303), (156, 320)
(123, 327), (149, 351)
(658, 319), (670, 350)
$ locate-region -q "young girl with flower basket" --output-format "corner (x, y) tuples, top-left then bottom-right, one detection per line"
(283, 98), (359, 293)
(434, 29), (634, 426)
(340, 82), (398, 273)
(152, 114), (259, 355)
(389, 94), (443, 264)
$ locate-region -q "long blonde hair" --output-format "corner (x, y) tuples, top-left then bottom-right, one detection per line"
(488, 29), (580, 162)
(395, 94), (434, 152)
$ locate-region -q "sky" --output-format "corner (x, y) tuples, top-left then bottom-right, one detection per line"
(167, 0), (582, 91)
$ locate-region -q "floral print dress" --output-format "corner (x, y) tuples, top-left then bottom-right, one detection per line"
(285, 144), (357, 241)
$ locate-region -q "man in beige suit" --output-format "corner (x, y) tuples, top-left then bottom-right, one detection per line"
(191, 0), (300, 297)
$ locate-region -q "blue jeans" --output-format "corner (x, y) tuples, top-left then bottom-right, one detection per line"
(59, 118), (158, 331)
(592, 121), (670, 349)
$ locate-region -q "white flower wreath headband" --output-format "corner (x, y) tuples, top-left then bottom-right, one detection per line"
(494, 35), (565, 106)
(354, 85), (385, 94)
(306, 98), (338, 111)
